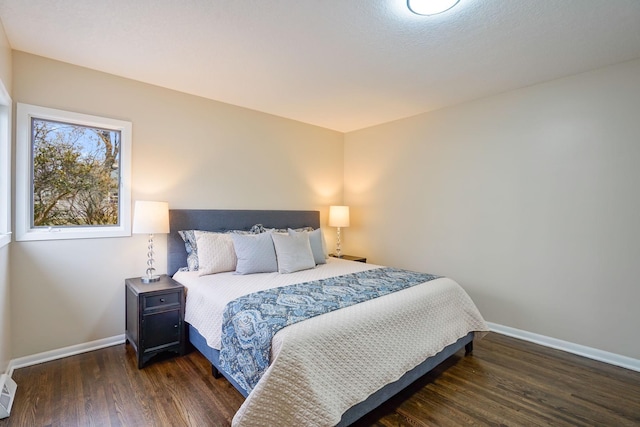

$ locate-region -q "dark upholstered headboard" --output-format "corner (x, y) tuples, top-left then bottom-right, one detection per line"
(167, 209), (320, 276)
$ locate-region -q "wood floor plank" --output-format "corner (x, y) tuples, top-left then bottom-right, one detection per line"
(471, 342), (640, 424)
(1, 333), (639, 426)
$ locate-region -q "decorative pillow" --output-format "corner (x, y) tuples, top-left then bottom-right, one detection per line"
(320, 227), (329, 258)
(255, 225), (314, 234)
(232, 232), (278, 275)
(288, 228), (326, 265)
(249, 224), (268, 234)
(271, 232), (316, 274)
(178, 230), (199, 271)
(195, 230), (237, 276)
(179, 228), (257, 271)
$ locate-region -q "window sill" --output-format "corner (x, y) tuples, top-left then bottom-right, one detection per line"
(15, 227), (130, 242)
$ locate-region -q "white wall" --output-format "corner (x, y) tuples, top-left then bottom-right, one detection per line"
(0, 243), (9, 372)
(0, 19), (10, 93)
(10, 51), (344, 358)
(344, 59), (640, 359)
(0, 18), (12, 373)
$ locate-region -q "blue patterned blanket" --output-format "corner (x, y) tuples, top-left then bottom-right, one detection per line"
(218, 267), (440, 393)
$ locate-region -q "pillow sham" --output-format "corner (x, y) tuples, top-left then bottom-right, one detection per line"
(271, 232), (315, 274)
(232, 232), (278, 275)
(178, 229), (199, 271)
(195, 230), (237, 276)
(288, 228), (326, 265)
(179, 227), (261, 271)
(320, 227), (329, 258)
(249, 224), (267, 234)
(252, 224), (314, 234)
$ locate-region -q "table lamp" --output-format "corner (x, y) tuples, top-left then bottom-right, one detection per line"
(329, 205), (350, 258)
(133, 200), (169, 283)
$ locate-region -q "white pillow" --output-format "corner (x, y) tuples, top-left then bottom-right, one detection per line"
(271, 232), (316, 274)
(232, 232), (278, 274)
(195, 230), (237, 276)
(320, 227), (329, 258)
(288, 228), (326, 265)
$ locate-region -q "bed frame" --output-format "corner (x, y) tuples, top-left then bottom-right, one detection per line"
(167, 209), (474, 426)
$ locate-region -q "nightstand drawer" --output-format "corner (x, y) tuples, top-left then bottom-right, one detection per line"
(143, 292), (180, 311)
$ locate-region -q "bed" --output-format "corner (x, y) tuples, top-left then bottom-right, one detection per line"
(168, 209), (488, 426)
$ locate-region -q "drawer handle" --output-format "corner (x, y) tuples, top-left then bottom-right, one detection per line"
(174, 324), (178, 328)
(160, 298), (165, 303)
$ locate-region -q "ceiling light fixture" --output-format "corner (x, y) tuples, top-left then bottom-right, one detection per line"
(407, 0), (460, 16)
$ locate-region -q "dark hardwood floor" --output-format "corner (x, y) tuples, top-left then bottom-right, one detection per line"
(2, 332), (639, 426)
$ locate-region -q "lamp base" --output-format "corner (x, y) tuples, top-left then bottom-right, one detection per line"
(141, 275), (161, 283)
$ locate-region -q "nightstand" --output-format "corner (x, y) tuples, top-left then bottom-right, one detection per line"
(330, 254), (367, 263)
(125, 275), (186, 368)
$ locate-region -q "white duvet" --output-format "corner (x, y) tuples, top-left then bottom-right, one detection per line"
(174, 258), (488, 426)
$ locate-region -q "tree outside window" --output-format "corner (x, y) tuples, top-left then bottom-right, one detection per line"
(16, 104), (131, 241)
(32, 118), (121, 227)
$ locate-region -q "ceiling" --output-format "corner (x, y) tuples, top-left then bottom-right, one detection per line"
(0, 0), (639, 132)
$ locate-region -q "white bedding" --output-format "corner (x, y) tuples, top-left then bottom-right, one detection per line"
(174, 257), (377, 350)
(173, 258), (489, 426)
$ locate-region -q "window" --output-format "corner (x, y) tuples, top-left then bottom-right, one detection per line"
(0, 83), (10, 248)
(16, 104), (131, 241)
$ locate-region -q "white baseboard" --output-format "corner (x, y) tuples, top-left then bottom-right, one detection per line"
(5, 326), (640, 376)
(7, 334), (125, 377)
(488, 322), (640, 373)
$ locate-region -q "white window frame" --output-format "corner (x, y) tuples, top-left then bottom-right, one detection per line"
(16, 103), (132, 241)
(0, 82), (10, 248)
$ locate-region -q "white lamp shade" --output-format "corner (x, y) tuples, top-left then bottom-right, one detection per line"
(132, 201), (170, 234)
(329, 206), (350, 228)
